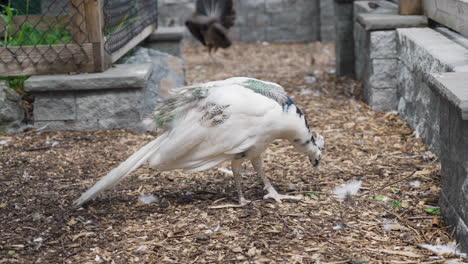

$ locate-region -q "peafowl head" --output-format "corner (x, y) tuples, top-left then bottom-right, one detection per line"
(293, 132), (324, 167)
(284, 98), (324, 167)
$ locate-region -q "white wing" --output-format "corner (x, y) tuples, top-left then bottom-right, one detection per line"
(148, 84), (283, 172)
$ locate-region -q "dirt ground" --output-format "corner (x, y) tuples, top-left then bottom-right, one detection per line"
(1, 42), (466, 263)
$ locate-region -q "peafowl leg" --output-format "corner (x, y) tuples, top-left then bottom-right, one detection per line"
(250, 156), (302, 203)
(231, 159), (251, 205)
(208, 46), (221, 64)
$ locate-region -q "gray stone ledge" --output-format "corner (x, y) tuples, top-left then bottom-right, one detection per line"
(147, 26), (185, 41)
(357, 14), (427, 30)
(435, 27), (468, 50)
(24, 63), (153, 92)
(397, 28), (468, 73)
(427, 72), (468, 120)
(354, 0), (398, 15)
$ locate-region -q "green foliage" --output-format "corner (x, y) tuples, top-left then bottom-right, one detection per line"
(0, 5), (71, 47)
(7, 250), (15, 255)
(306, 192), (320, 199)
(424, 207), (441, 215)
(0, 76), (29, 92)
(374, 195), (386, 201)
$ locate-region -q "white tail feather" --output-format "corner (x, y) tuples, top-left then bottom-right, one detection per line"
(73, 136), (165, 206)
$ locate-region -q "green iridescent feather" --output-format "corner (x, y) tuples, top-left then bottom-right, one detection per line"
(240, 79), (287, 104)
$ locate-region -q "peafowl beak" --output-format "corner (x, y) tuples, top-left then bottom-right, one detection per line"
(309, 156), (320, 167)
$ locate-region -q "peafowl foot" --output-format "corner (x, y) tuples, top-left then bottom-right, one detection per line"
(239, 197), (252, 206)
(263, 188), (302, 203)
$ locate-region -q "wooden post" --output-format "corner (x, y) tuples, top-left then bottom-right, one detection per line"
(83, 0), (110, 72)
(399, 0), (422, 15)
(70, 0), (87, 44)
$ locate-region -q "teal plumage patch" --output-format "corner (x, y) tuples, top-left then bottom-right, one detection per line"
(240, 79), (288, 104)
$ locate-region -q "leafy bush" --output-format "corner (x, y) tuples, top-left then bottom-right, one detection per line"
(0, 5), (71, 47)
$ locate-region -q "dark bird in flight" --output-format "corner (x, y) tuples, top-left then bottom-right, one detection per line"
(185, 0), (236, 63)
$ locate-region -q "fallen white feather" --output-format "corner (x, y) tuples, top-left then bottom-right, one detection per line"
(138, 194), (159, 204)
(134, 245), (148, 253)
(35, 124), (49, 134)
(33, 237), (43, 243)
(0, 140), (8, 145)
(382, 220), (406, 231)
(22, 171), (32, 179)
(332, 224), (342, 230)
(333, 180), (362, 200)
(421, 242), (467, 258)
(304, 76), (317, 84)
(409, 180), (421, 188)
(217, 168), (233, 176)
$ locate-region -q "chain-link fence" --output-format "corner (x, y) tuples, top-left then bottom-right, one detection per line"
(104, 0), (158, 55)
(0, 0), (157, 77)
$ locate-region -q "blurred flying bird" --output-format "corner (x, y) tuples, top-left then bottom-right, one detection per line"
(74, 77), (324, 206)
(185, 0), (236, 63)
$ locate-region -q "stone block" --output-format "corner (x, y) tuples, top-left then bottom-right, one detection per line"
(421, 71), (468, 253)
(435, 27), (468, 50)
(240, 26), (266, 42)
(370, 30), (397, 59)
(0, 81), (25, 133)
(76, 89), (144, 121)
(353, 0), (398, 15)
(368, 58), (398, 88)
(397, 28), (468, 73)
(147, 27), (185, 42)
(35, 120), (98, 131)
(440, 190), (468, 253)
(122, 48), (186, 116)
(143, 41), (183, 57)
(34, 93), (76, 121)
(28, 48), (185, 132)
(25, 64), (153, 92)
(320, 0), (336, 42)
(143, 27), (185, 57)
(265, 0), (287, 13)
(98, 119), (144, 131)
(426, 73), (468, 120)
(357, 14), (428, 31)
(265, 25), (317, 43)
(367, 87), (398, 111)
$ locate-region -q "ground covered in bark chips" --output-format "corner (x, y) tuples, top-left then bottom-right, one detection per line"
(1, 42), (466, 263)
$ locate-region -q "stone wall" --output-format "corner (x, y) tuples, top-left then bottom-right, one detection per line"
(24, 48), (185, 131)
(158, 0), (324, 42)
(352, 0), (427, 110)
(425, 73), (468, 253)
(0, 81), (25, 133)
(349, 1), (468, 252)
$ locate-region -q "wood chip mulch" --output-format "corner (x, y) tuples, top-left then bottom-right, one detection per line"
(0, 42), (465, 263)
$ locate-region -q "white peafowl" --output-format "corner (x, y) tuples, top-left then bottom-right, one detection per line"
(74, 77), (324, 206)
